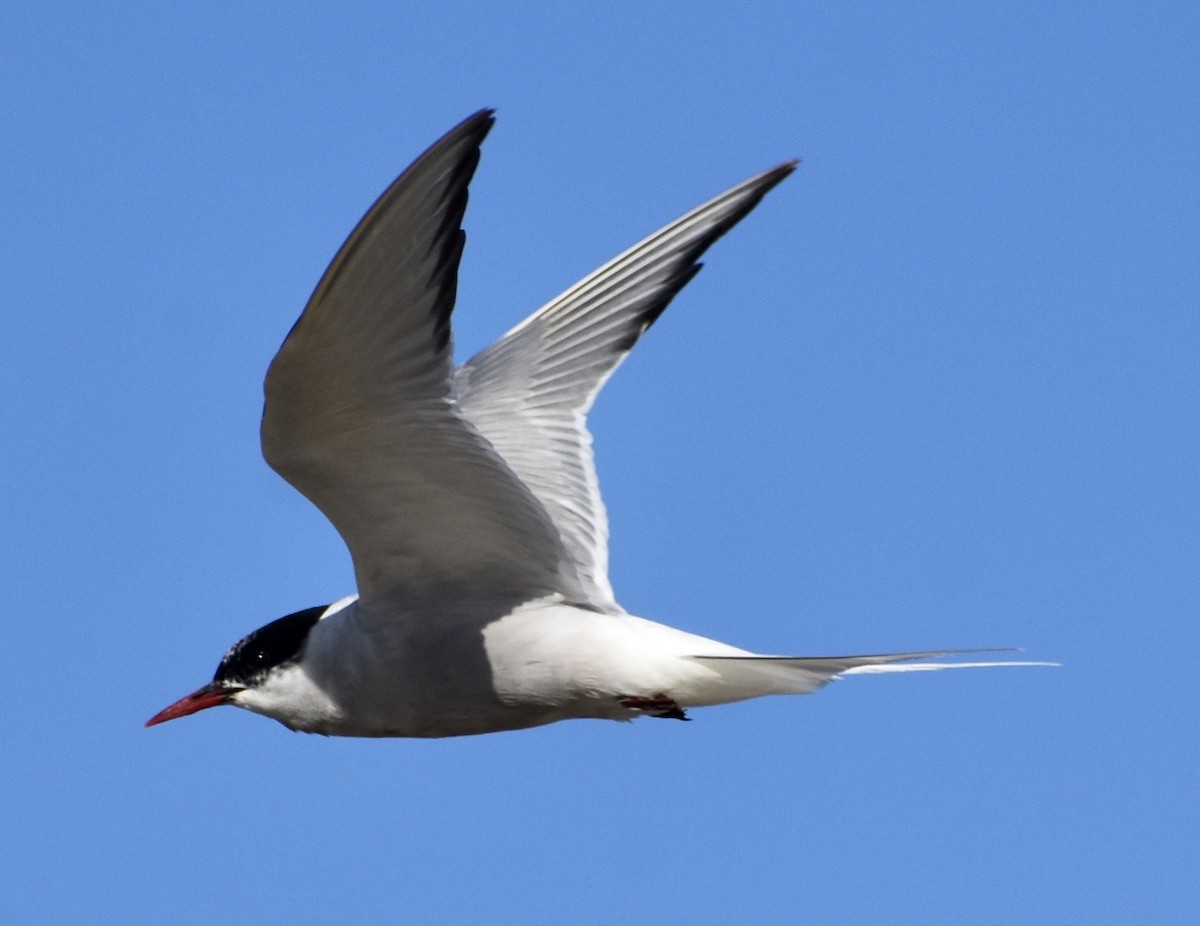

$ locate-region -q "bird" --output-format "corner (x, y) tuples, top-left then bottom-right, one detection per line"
(147, 109), (1051, 738)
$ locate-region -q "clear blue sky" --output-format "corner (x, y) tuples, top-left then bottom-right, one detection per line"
(3, 3), (1196, 924)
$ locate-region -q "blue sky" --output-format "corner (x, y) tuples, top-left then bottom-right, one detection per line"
(3, 3), (1196, 923)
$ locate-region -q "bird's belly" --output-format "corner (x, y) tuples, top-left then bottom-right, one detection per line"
(308, 600), (733, 737)
(480, 604), (728, 714)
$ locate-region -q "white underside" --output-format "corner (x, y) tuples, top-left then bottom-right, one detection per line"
(233, 597), (1055, 738)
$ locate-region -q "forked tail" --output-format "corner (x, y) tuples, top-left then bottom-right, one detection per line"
(685, 649), (1057, 706)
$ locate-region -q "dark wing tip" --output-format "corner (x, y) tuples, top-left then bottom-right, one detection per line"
(280, 108), (497, 353)
(631, 159), (798, 337)
(451, 107), (497, 145)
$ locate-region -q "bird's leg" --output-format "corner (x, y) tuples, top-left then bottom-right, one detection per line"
(618, 693), (690, 721)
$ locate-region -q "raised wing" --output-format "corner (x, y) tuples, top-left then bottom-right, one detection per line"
(261, 110), (582, 607)
(456, 162), (796, 611)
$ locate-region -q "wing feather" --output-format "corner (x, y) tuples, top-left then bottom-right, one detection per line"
(456, 163), (797, 609)
(261, 110), (581, 607)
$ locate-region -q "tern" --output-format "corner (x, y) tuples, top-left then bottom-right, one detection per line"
(148, 110), (1050, 737)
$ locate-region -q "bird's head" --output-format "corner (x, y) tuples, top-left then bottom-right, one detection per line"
(146, 604), (327, 727)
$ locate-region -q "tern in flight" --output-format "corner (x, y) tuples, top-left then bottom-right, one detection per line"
(148, 110), (1049, 737)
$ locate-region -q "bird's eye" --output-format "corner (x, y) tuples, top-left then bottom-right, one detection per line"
(253, 650), (268, 664)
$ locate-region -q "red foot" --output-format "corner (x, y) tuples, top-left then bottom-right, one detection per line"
(618, 693), (690, 721)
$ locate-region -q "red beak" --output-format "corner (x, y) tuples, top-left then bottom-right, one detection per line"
(145, 682), (239, 727)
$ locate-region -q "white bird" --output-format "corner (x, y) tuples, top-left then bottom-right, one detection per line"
(148, 110), (1051, 737)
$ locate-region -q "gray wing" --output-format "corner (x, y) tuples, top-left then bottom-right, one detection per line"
(261, 110), (583, 608)
(456, 162), (797, 611)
